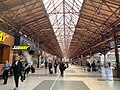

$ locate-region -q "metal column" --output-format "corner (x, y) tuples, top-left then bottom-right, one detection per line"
(114, 35), (120, 78)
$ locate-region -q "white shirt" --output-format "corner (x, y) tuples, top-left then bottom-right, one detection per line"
(15, 61), (18, 65)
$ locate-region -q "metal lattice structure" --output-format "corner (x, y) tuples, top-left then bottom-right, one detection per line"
(0, 0), (63, 57)
(43, 0), (83, 58)
(69, 0), (120, 58)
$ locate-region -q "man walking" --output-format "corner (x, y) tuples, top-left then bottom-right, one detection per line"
(59, 61), (65, 77)
(54, 60), (58, 74)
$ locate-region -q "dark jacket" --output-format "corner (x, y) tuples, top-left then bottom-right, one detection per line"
(54, 63), (58, 68)
(91, 62), (95, 68)
(59, 62), (65, 71)
(45, 62), (48, 66)
(11, 60), (23, 75)
(86, 62), (91, 68)
(49, 63), (52, 69)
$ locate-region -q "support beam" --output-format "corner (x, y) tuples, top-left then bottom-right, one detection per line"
(114, 35), (120, 78)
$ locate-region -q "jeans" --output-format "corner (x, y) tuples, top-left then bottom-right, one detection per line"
(14, 74), (20, 87)
(54, 67), (57, 73)
(60, 70), (64, 77)
(2, 70), (9, 84)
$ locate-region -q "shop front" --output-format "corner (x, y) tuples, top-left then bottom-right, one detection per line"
(42, 51), (53, 62)
(0, 30), (14, 70)
(14, 36), (42, 68)
(14, 36), (41, 55)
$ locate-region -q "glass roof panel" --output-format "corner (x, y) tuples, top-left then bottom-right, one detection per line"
(43, 0), (84, 58)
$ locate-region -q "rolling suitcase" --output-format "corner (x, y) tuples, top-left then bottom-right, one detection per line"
(50, 69), (53, 74)
(31, 66), (35, 73)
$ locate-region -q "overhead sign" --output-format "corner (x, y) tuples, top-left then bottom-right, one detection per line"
(12, 45), (30, 50)
(110, 41), (115, 49)
(0, 32), (8, 43)
(43, 51), (53, 58)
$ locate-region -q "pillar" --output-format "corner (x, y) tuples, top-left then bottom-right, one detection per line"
(37, 50), (41, 68)
(103, 53), (107, 67)
(114, 35), (120, 78)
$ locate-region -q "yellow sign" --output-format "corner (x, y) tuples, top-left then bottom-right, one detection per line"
(12, 45), (30, 50)
(0, 32), (8, 42)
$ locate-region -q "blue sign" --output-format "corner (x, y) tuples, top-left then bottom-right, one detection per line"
(110, 41), (115, 49)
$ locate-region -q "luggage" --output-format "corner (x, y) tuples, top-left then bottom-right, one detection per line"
(31, 66), (35, 73)
(50, 69), (53, 74)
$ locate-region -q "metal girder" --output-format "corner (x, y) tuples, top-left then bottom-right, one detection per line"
(0, 0), (63, 57)
(0, 0), (30, 12)
(43, 0), (84, 58)
(69, 0), (120, 58)
(2, 16), (17, 28)
(78, 23), (120, 56)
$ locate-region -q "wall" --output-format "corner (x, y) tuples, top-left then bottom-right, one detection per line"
(0, 30), (14, 71)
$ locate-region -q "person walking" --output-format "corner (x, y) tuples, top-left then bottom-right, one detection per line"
(11, 55), (24, 90)
(91, 61), (96, 72)
(1, 60), (11, 85)
(45, 60), (48, 69)
(86, 61), (91, 72)
(66, 62), (69, 68)
(49, 62), (53, 74)
(54, 60), (58, 74)
(59, 61), (65, 77)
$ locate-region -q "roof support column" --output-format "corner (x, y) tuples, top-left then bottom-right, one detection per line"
(103, 52), (107, 67)
(114, 35), (120, 78)
(89, 45), (94, 66)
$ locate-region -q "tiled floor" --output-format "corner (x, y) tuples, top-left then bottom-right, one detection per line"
(0, 65), (120, 90)
(33, 80), (90, 90)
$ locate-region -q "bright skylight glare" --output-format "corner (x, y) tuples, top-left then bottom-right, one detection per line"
(43, 0), (84, 57)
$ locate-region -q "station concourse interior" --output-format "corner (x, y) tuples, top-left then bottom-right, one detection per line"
(0, 0), (120, 90)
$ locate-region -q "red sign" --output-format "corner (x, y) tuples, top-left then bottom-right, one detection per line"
(43, 51), (53, 58)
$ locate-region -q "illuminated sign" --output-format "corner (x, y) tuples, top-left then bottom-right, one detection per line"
(0, 32), (8, 42)
(12, 45), (30, 50)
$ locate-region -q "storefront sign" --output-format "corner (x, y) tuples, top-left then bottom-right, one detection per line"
(0, 32), (8, 42)
(12, 45), (30, 50)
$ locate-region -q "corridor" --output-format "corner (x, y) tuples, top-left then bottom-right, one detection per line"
(0, 65), (120, 90)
